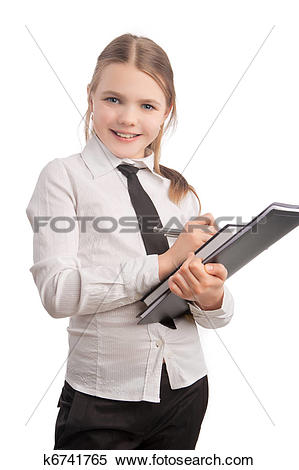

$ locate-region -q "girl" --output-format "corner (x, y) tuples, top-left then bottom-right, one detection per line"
(26, 33), (234, 450)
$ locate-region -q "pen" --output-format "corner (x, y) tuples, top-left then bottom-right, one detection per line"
(153, 226), (181, 237)
(153, 224), (220, 237)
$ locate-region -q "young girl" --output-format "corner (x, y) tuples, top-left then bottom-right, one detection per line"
(26, 33), (234, 450)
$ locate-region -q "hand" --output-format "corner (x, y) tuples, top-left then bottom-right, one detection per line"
(169, 212), (218, 267)
(168, 252), (228, 310)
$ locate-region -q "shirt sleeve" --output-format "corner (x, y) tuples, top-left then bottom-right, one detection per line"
(186, 283), (234, 329)
(26, 158), (161, 319)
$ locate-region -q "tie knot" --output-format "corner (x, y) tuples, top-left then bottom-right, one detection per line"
(117, 164), (140, 178)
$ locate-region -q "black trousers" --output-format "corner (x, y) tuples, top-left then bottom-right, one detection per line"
(54, 363), (209, 450)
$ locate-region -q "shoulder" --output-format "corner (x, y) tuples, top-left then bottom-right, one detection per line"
(28, 154), (83, 208)
(26, 155), (80, 212)
(35, 152), (83, 184)
(39, 152), (82, 174)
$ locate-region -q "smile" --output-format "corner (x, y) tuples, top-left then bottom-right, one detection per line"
(111, 129), (142, 141)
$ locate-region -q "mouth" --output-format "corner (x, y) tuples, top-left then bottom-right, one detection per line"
(110, 129), (142, 141)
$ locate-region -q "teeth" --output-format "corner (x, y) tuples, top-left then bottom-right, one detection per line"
(115, 131), (138, 138)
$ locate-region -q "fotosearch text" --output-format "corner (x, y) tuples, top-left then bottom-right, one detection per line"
(32, 215), (265, 234)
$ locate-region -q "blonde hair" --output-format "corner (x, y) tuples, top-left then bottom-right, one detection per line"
(84, 33), (202, 323)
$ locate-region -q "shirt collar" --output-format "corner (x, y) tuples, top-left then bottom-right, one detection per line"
(81, 132), (165, 181)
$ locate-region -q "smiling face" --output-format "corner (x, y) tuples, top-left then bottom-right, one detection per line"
(89, 63), (171, 159)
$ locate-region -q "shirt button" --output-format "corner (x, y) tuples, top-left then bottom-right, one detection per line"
(155, 340), (162, 347)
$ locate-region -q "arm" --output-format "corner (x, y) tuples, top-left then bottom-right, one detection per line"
(26, 159), (161, 319)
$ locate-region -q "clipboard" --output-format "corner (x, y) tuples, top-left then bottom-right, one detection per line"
(136, 201), (299, 328)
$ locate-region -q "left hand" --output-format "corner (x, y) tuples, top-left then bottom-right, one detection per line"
(168, 251), (228, 310)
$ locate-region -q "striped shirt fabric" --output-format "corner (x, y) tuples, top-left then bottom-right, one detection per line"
(26, 132), (234, 403)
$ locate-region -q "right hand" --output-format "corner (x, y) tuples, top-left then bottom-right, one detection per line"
(168, 212), (218, 266)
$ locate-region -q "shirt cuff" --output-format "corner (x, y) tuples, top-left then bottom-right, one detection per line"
(187, 283), (234, 329)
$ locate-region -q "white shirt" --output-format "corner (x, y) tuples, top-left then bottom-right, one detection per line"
(26, 132), (234, 403)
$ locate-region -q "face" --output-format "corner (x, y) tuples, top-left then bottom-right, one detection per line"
(88, 63), (171, 159)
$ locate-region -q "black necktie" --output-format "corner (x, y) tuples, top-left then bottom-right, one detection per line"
(117, 164), (169, 255)
(117, 163), (176, 329)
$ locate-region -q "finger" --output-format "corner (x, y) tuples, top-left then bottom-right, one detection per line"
(169, 276), (184, 296)
(171, 253), (203, 298)
(204, 262), (228, 281)
(171, 271), (191, 295)
(187, 257), (224, 287)
(205, 225), (218, 235)
(187, 213), (218, 234)
(177, 260), (204, 292)
(188, 215), (212, 226)
(175, 251), (197, 288)
(180, 255), (207, 283)
(196, 224), (218, 235)
(187, 222), (218, 236)
(201, 212), (218, 230)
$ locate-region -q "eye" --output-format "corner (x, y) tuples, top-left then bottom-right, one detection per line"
(105, 97), (119, 103)
(142, 104), (154, 111)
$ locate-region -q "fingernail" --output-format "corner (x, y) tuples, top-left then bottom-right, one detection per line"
(206, 265), (213, 271)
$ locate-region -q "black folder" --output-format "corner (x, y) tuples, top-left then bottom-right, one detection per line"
(136, 202), (299, 329)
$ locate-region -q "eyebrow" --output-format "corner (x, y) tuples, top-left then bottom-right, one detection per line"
(101, 90), (161, 106)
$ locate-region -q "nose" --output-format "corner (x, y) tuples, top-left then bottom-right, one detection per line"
(117, 105), (137, 126)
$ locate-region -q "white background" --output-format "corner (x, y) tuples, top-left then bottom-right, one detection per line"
(1, 0), (298, 468)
